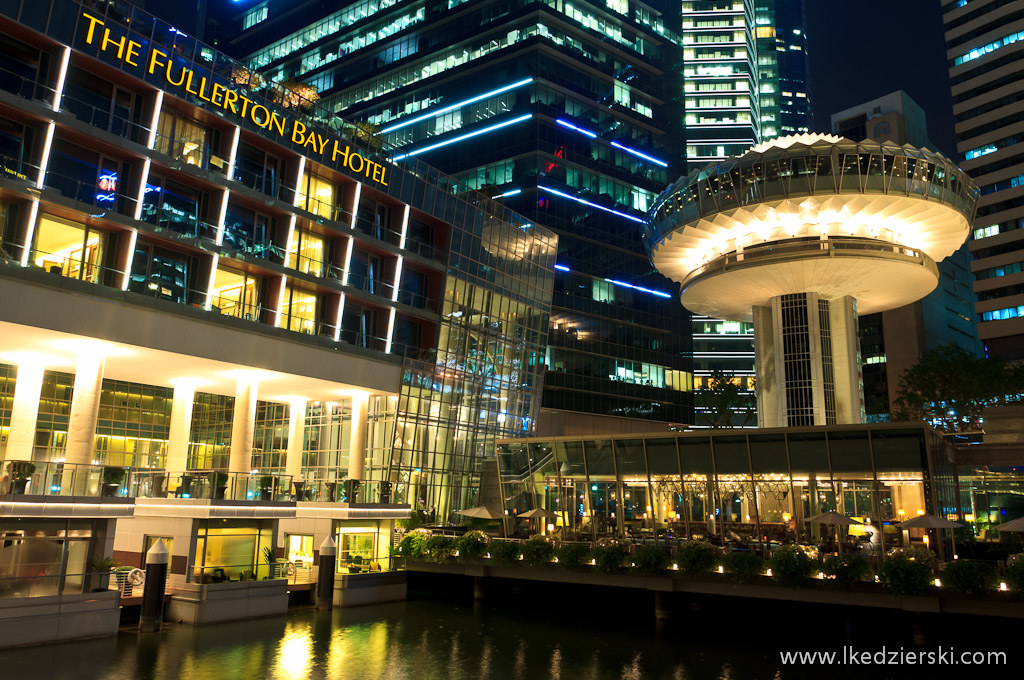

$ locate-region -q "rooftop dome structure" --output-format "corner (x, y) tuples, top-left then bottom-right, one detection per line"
(643, 135), (978, 427)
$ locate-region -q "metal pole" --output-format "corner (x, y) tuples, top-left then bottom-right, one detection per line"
(316, 536), (337, 611)
(139, 539), (169, 633)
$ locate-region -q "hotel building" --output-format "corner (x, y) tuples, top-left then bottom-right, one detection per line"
(0, 0), (555, 632)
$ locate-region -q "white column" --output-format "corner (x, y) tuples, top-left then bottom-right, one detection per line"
(229, 376), (258, 474)
(347, 392), (369, 481)
(165, 382), (196, 473)
(64, 354), (105, 465)
(6, 361), (45, 461)
(285, 399), (307, 482)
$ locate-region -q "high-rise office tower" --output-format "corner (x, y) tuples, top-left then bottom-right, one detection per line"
(832, 91), (981, 417)
(943, 0), (1024, 361)
(220, 0), (694, 433)
(754, 0), (811, 139)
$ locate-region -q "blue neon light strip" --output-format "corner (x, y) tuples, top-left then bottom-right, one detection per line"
(537, 185), (645, 224)
(610, 141), (668, 167)
(495, 189), (522, 198)
(551, 263), (671, 298)
(556, 119), (668, 167)
(556, 119), (597, 138)
(380, 78), (534, 134)
(393, 114), (533, 160)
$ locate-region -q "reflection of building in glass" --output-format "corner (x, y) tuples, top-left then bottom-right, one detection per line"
(221, 0), (695, 431)
(0, 0), (553, 613)
(498, 423), (961, 555)
(645, 134), (979, 427)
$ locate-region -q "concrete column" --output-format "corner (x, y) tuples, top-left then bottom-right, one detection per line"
(6, 361), (45, 461)
(229, 376), (258, 474)
(285, 399), (307, 483)
(65, 354), (105, 465)
(166, 382), (196, 473)
(347, 392), (369, 481)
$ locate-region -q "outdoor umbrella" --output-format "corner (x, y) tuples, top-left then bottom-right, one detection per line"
(519, 508), (557, 518)
(895, 514), (963, 530)
(994, 516), (1024, 532)
(896, 513), (964, 562)
(456, 506), (505, 519)
(805, 512), (862, 555)
(805, 511), (863, 526)
(456, 506), (507, 537)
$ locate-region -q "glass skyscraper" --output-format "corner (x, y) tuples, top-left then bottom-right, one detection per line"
(224, 0), (696, 428)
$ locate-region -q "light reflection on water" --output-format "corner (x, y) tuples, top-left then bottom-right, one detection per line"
(0, 597), (1017, 680)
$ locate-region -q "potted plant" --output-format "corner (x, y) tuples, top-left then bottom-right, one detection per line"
(113, 565), (135, 596)
(102, 466), (126, 497)
(214, 471), (229, 499)
(8, 461), (36, 494)
(259, 475), (275, 501)
(87, 554), (118, 592)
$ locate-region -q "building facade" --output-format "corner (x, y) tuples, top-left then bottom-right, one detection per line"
(222, 0), (696, 428)
(943, 0), (1024, 361)
(831, 91), (981, 418)
(497, 422), (961, 555)
(0, 0), (556, 576)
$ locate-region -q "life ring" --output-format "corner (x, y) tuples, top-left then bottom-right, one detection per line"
(284, 561), (297, 576)
(128, 568), (146, 586)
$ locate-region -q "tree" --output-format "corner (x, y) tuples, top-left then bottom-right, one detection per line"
(697, 370), (756, 428)
(892, 344), (1024, 432)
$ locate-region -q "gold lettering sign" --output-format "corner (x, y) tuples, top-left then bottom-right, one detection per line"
(81, 12), (389, 187)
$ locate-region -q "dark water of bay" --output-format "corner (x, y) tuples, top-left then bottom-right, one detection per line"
(0, 578), (1018, 680)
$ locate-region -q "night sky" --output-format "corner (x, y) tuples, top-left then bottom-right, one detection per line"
(805, 0), (959, 159)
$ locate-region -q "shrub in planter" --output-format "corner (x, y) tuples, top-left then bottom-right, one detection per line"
(770, 545), (815, 586)
(425, 534), (456, 563)
(555, 543), (592, 571)
(879, 556), (934, 596)
(456, 530), (489, 559)
(520, 536), (555, 567)
(1005, 553), (1024, 594)
(633, 546), (671, 575)
(591, 541), (628, 574)
(941, 560), (997, 597)
(398, 529), (430, 559)
(723, 550), (764, 584)
(822, 554), (870, 589)
(488, 540), (521, 564)
(675, 540), (717, 576)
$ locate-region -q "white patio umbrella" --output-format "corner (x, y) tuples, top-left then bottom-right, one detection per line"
(519, 508), (557, 518)
(994, 516), (1024, 532)
(896, 514), (964, 562)
(456, 506), (507, 537)
(805, 512), (862, 555)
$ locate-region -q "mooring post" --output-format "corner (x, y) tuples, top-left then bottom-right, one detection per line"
(139, 538), (169, 633)
(317, 536), (337, 610)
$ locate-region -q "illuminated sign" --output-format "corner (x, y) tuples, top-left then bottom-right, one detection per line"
(79, 12), (390, 187)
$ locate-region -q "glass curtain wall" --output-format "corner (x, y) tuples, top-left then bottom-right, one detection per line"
(497, 426), (943, 551)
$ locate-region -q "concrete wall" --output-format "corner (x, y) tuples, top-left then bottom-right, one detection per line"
(0, 591), (120, 648)
(166, 579), (288, 625)
(335, 572), (406, 608)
